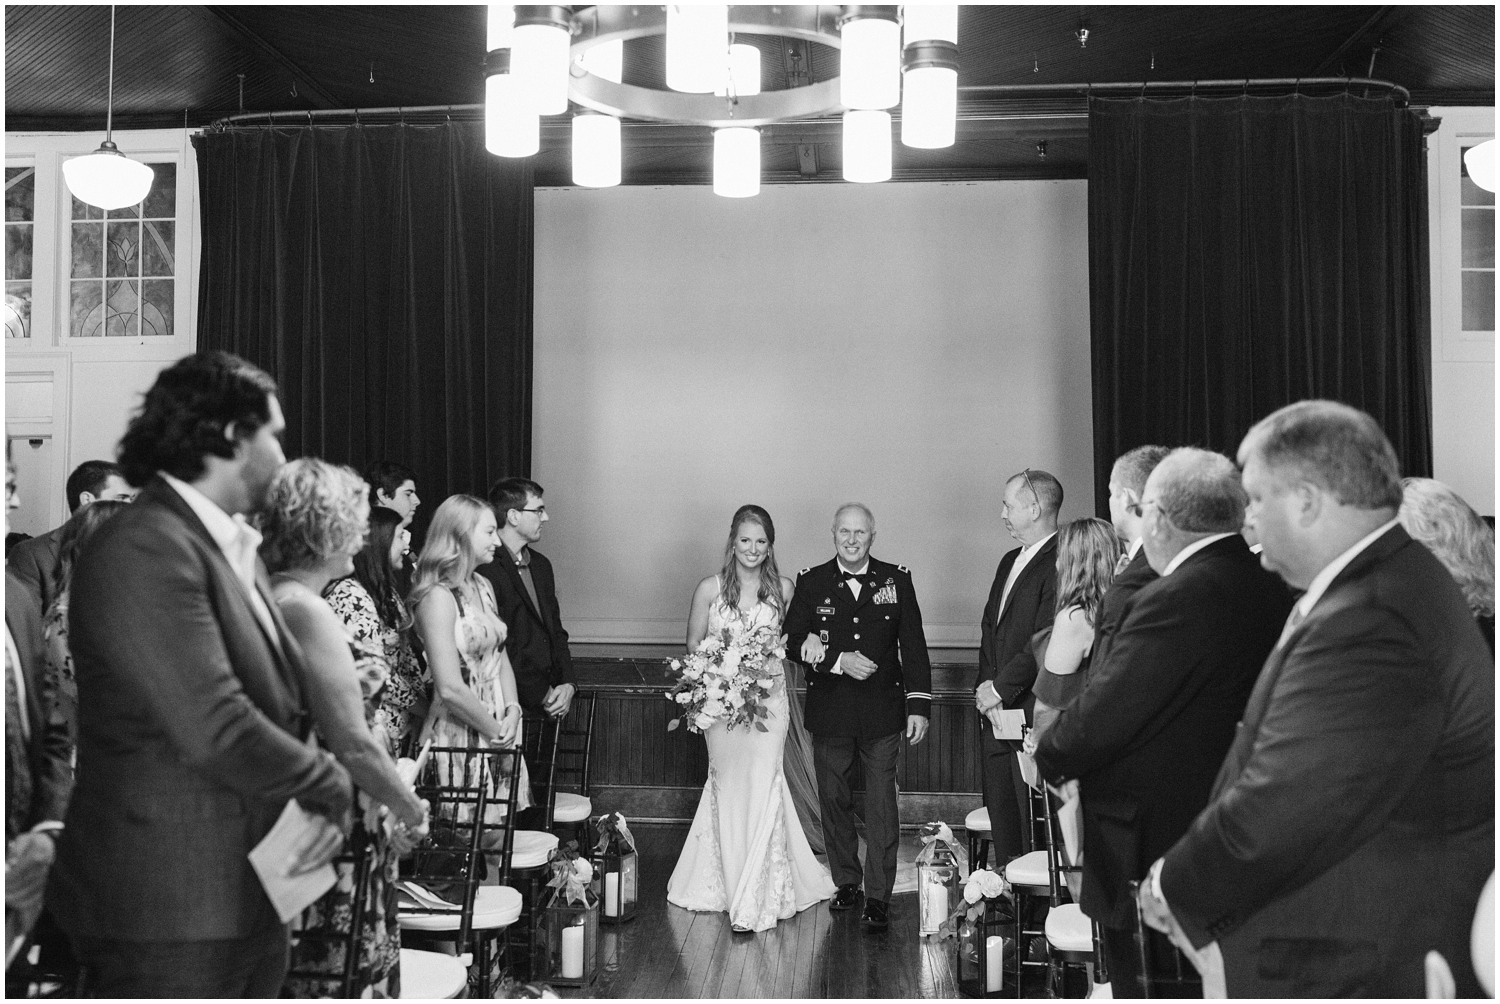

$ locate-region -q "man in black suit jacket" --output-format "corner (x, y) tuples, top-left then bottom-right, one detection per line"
(1092, 445), (1170, 666)
(482, 477), (577, 718)
(784, 502), (931, 931)
(46, 353), (352, 997)
(975, 469), (1061, 860)
(1139, 402), (1494, 997)
(1034, 448), (1293, 996)
(6, 459), (135, 614)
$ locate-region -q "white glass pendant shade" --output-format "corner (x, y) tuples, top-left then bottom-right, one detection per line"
(1465, 139), (1498, 193)
(486, 4), (514, 51)
(901, 65), (957, 148)
(580, 39), (624, 84)
(843, 109), (892, 183)
(713, 126), (760, 198)
(841, 15), (900, 110)
(714, 43), (761, 97)
(63, 145), (154, 211)
(485, 74), (541, 157)
(512, 21), (571, 115)
(666, 4), (728, 93)
(902, 4), (958, 45)
(572, 113), (621, 188)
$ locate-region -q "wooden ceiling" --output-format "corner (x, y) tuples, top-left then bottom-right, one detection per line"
(6, 5), (1494, 185)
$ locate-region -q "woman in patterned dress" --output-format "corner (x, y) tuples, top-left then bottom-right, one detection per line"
(259, 459), (431, 998)
(326, 506), (427, 757)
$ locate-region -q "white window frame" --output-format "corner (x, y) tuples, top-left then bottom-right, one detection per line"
(1428, 106), (1496, 363)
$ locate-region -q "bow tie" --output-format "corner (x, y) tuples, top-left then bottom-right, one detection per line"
(842, 572), (861, 583)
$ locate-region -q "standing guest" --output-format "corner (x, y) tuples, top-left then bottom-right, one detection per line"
(1096, 445), (1171, 665)
(326, 507), (428, 756)
(1140, 402), (1495, 997)
(481, 477), (577, 719)
(4, 463), (72, 969)
(783, 502), (932, 931)
(46, 352), (352, 998)
(1034, 449), (1293, 996)
(40, 499), (129, 753)
(366, 460), (421, 530)
(259, 459), (429, 998)
(7, 459), (136, 613)
(1398, 476), (1495, 651)
(1028, 517), (1120, 740)
(411, 495), (529, 829)
(974, 469), (1061, 862)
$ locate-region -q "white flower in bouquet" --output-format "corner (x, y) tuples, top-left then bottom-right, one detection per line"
(693, 712), (717, 732)
(963, 868), (1008, 903)
(572, 858), (594, 884)
(702, 698), (725, 719)
(758, 678), (774, 690)
(675, 691), (692, 704)
(727, 690), (745, 708)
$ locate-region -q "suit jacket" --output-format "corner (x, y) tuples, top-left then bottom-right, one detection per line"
(1089, 546), (1157, 671)
(47, 477), (350, 942)
(6, 526), (64, 616)
(479, 546), (575, 712)
(977, 535), (1059, 718)
(1033, 535), (1292, 929)
(5, 570), (73, 839)
(784, 556), (932, 737)
(1160, 526), (1495, 997)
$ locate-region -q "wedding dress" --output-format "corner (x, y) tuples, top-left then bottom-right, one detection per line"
(666, 591), (836, 931)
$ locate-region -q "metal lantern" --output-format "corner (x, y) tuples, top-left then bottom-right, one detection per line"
(956, 897), (1016, 998)
(590, 812), (639, 924)
(915, 822), (961, 937)
(536, 847), (600, 987)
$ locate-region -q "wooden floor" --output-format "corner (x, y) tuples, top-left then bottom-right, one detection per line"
(555, 823), (1076, 999)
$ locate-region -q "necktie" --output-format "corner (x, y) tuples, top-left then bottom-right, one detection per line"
(1276, 604), (1308, 650)
(6, 634), (33, 842)
(1114, 551), (1132, 575)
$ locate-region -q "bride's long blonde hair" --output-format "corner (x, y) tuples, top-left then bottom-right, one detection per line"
(718, 504), (786, 618)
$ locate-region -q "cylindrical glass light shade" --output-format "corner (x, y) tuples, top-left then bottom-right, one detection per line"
(713, 126), (760, 198)
(63, 146), (154, 211)
(512, 21), (571, 115)
(843, 109), (892, 183)
(572, 113), (621, 188)
(580, 39), (624, 84)
(902, 4), (958, 45)
(487, 4), (515, 51)
(486, 73), (541, 157)
(714, 42), (761, 97)
(666, 4), (728, 93)
(841, 14), (901, 110)
(901, 65), (957, 148)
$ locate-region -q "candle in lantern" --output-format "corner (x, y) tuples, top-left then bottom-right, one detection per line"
(985, 934), (1005, 992)
(604, 872), (621, 918)
(922, 882), (948, 932)
(561, 923), (585, 978)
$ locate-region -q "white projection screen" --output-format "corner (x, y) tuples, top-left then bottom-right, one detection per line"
(532, 180), (1093, 648)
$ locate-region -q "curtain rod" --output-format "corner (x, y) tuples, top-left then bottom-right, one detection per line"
(203, 77), (1410, 132)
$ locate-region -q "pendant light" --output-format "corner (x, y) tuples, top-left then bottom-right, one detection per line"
(485, 5), (540, 157)
(840, 7), (901, 110)
(666, 5), (729, 94)
(511, 5), (572, 115)
(63, 6), (154, 212)
(713, 127), (760, 198)
(900, 4), (959, 149)
(572, 40), (624, 187)
(843, 109), (892, 183)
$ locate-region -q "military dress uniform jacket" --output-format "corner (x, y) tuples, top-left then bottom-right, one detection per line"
(784, 556), (932, 738)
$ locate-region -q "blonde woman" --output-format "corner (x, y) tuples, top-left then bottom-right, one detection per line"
(1030, 517), (1122, 740)
(1399, 477), (1496, 652)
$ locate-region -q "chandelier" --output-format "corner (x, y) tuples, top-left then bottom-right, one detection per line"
(484, 5), (959, 196)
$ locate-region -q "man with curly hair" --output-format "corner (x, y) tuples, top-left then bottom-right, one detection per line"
(46, 351), (352, 997)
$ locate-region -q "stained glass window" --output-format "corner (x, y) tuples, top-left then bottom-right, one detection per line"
(1460, 146), (1495, 333)
(5, 166), (35, 339)
(69, 162), (176, 338)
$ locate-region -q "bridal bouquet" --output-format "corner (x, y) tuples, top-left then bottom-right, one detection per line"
(665, 623), (786, 734)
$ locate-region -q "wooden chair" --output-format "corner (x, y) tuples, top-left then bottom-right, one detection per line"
(1040, 787), (1106, 997)
(1126, 880), (1202, 998)
(523, 691), (599, 847)
(284, 814), (376, 997)
(965, 805), (992, 871)
(1003, 761), (1054, 992)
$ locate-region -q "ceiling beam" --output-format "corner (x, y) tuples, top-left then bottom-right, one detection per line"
(201, 6), (340, 110)
(1313, 6), (1396, 77)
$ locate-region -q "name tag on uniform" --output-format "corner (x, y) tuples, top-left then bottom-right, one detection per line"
(817, 606), (836, 616)
(872, 585), (897, 605)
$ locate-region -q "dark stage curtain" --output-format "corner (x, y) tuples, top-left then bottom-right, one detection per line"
(192, 122), (533, 527)
(1088, 93), (1431, 509)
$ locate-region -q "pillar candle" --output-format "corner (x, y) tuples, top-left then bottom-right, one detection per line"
(561, 923), (585, 978)
(922, 883), (948, 931)
(605, 872), (621, 917)
(985, 934), (1004, 992)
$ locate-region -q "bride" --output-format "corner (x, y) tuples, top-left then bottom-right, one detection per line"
(666, 505), (836, 932)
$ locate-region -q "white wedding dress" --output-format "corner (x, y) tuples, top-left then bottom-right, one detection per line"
(666, 593), (836, 931)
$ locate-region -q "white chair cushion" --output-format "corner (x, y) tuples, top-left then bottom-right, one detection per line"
(1045, 902), (1094, 954)
(965, 806), (991, 833)
(552, 792), (592, 823)
(509, 829), (560, 870)
(398, 948), (468, 999)
(1004, 849), (1050, 888)
(398, 883), (522, 932)
(1087, 980), (1113, 999)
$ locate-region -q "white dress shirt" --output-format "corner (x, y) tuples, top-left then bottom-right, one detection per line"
(1160, 532), (1236, 577)
(161, 473), (280, 646)
(998, 531), (1056, 623)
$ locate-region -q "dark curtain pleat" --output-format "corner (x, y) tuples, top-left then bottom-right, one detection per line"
(192, 122), (534, 533)
(1088, 94), (1431, 511)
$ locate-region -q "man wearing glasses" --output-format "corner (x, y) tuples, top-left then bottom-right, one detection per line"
(975, 468), (1062, 864)
(483, 477), (577, 719)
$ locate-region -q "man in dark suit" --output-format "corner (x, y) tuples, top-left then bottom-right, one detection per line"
(5, 464), (73, 969)
(974, 468), (1061, 860)
(1034, 448), (1293, 996)
(1092, 445), (1171, 665)
(481, 477), (577, 718)
(784, 502), (931, 931)
(1140, 401), (1495, 997)
(46, 352), (352, 998)
(7, 459), (135, 614)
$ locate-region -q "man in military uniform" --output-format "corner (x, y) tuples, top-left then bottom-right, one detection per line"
(784, 502), (932, 931)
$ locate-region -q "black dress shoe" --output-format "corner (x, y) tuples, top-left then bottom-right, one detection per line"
(862, 899), (890, 930)
(830, 884), (862, 911)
